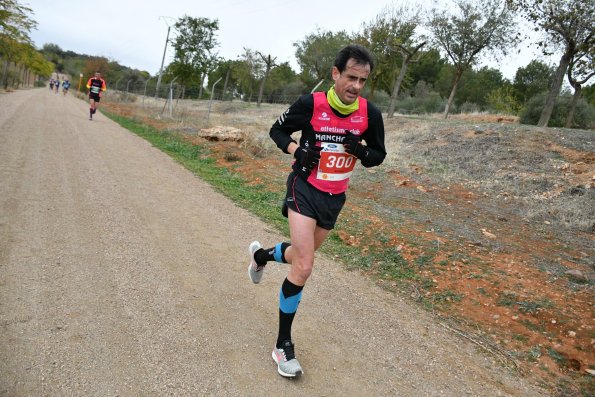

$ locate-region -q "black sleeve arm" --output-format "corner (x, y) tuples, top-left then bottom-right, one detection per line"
(269, 95), (313, 153)
(360, 102), (386, 168)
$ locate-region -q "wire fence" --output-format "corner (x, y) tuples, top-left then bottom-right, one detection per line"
(103, 78), (304, 107)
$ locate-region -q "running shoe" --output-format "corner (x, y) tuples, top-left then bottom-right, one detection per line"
(248, 241), (264, 284)
(272, 340), (303, 378)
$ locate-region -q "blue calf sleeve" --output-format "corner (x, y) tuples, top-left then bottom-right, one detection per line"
(279, 288), (302, 314)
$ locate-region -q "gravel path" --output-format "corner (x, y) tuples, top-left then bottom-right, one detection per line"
(0, 89), (546, 396)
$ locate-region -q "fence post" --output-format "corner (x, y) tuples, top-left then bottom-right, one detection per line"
(310, 79), (324, 93)
(142, 77), (152, 107)
(206, 77), (223, 126)
(115, 77), (123, 91)
(168, 76), (179, 118)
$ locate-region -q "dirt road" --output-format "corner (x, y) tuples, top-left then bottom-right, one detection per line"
(0, 89), (546, 396)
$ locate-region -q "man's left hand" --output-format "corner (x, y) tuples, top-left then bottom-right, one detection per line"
(343, 131), (369, 159)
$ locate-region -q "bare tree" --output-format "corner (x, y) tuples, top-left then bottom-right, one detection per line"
(509, 0), (594, 127)
(358, 4), (426, 118)
(255, 52), (277, 107)
(386, 42), (426, 118)
(565, 50), (594, 128)
(428, 0), (518, 118)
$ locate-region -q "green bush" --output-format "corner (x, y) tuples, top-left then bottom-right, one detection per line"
(486, 86), (521, 115)
(396, 92), (447, 114)
(520, 93), (595, 129)
(368, 90), (391, 110)
(458, 101), (480, 114)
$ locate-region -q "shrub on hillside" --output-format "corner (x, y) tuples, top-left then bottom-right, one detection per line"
(395, 92), (447, 114)
(458, 101), (480, 114)
(520, 93), (595, 129)
(486, 86), (521, 115)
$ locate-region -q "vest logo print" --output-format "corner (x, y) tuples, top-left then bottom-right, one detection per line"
(350, 115), (365, 123)
(318, 111), (330, 121)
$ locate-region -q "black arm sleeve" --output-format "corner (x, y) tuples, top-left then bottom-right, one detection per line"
(269, 95), (314, 153)
(359, 102), (386, 168)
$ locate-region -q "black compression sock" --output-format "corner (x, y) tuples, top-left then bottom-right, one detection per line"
(276, 278), (303, 347)
(255, 242), (290, 265)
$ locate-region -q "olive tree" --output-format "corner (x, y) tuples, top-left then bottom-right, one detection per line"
(357, 4), (425, 117)
(293, 29), (351, 89)
(565, 50), (594, 127)
(255, 52), (277, 107)
(509, 0), (594, 127)
(427, 0), (518, 118)
(1, 0), (52, 87)
(171, 15), (219, 98)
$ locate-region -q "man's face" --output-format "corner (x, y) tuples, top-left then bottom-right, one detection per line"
(95, 73), (101, 78)
(331, 58), (370, 105)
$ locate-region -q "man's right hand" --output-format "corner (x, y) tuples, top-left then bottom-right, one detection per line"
(294, 145), (323, 170)
(293, 145), (323, 179)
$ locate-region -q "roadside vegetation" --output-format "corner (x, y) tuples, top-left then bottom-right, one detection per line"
(99, 95), (593, 397)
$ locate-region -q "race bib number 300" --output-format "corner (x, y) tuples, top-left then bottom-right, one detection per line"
(316, 142), (356, 181)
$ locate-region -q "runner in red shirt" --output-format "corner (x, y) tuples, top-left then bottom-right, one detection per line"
(86, 71), (107, 120)
(247, 44), (386, 378)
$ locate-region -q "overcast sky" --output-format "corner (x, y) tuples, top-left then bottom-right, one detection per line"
(25, 0), (547, 80)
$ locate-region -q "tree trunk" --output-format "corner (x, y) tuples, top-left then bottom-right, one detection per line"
(444, 70), (463, 119)
(538, 50), (572, 127)
(222, 68), (230, 101)
(257, 67), (270, 108)
(10, 62), (19, 88)
(198, 75), (205, 99)
(18, 65), (25, 88)
(564, 85), (581, 128)
(387, 57), (410, 118)
(368, 79), (377, 101)
(257, 77), (265, 107)
(2, 59), (10, 89)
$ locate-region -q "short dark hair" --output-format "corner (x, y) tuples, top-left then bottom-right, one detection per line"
(334, 44), (375, 73)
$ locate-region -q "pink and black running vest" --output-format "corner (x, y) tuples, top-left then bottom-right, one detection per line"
(307, 92), (368, 194)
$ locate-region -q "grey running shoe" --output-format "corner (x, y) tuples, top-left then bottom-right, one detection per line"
(248, 241), (264, 284)
(272, 340), (303, 378)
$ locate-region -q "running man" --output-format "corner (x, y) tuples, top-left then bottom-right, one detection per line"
(247, 44), (386, 378)
(62, 79), (71, 95)
(86, 71), (107, 120)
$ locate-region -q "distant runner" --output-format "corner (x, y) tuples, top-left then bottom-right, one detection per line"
(62, 79), (71, 95)
(86, 71), (107, 120)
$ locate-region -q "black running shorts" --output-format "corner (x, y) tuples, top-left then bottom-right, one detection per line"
(283, 172), (346, 230)
(89, 94), (101, 102)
